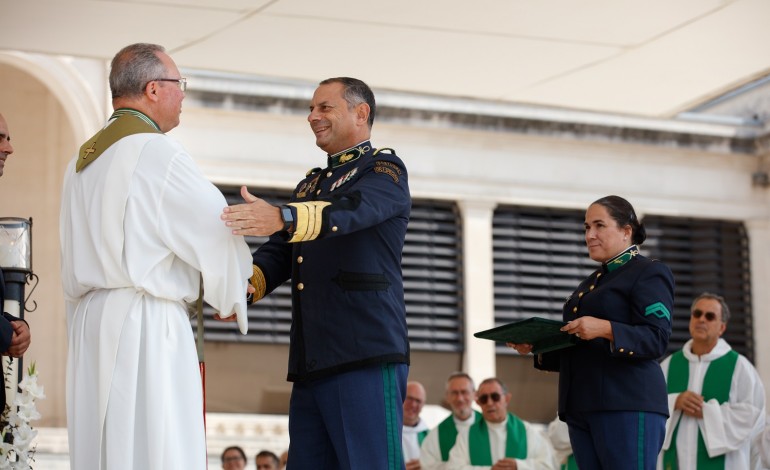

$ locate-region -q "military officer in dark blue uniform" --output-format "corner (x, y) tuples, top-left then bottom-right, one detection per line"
(510, 195), (673, 470)
(222, 78), (410, 470)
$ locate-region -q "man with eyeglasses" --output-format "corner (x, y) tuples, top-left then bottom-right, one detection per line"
(60, 43), (252, 470)
(447, 378), (557, 469)
(221, 446), (248, 470)
(403, 381), (430, 469)
(657, 292), (765, 470)
(420, 372), (482, 469)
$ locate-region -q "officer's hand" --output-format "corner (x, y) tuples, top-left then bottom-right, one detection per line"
(506, 342), (533, 355)
(6, 321), (30, 357)
(221, 186), (283, 236)
(213, 313), (238, 323)
(561, 316), (613, 341)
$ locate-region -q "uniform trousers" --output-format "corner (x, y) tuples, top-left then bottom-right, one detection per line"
(287, 363), (408, 470)
(567, 410), (666, 470)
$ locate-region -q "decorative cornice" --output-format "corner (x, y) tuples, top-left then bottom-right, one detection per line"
(181, 68), (768, 156)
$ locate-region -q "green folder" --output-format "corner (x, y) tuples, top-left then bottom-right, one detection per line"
(474, 317), (577, 354)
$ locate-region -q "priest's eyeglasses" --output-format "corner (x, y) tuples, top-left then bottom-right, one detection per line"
(691, 309), (718, 322)
(477, 392), (502, 405)
(151, 77), (187, 92)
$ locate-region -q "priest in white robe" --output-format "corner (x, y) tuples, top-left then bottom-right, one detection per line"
(403, 381), (430, 468)
(447, 378), (557, 470)
(60, 43), (252, 470)
(657, 293), (765, 470)
(421, 372), (481, 470)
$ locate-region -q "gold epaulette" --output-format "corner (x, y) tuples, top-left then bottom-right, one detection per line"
(373, 147), (395, 156)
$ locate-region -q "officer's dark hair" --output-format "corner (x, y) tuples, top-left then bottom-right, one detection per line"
(691, 292), (731, 324)
(221, 445), (247, 464)
(319, 77), (376, 128)
(591, 195), (646, 245)
(110, 43), (167, 99)
(256, 450), (280, 467)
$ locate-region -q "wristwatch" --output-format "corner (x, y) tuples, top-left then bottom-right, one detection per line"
(279, 205), (294, 233)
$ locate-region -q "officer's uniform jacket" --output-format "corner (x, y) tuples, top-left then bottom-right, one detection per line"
(536, 245), (674, 417)
(252, 140), (411, 382)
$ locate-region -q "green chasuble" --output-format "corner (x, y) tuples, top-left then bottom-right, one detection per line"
(438, 411), (483, 461)
(468, 413), (527, 465)
(662, 349), (739, 470)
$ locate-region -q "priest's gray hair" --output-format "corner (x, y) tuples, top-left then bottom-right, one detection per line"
(110, 43), (167, 99)
(478, 377), (508, 394)
(446, 371), (476, 391)
(691, 292), (731, 324)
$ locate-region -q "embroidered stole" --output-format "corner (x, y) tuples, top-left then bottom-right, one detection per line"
(77, 111), (161, 173)
(663, 349), (739, 470)
(468, 413), (527, 465)
(438, 411), (482, 461)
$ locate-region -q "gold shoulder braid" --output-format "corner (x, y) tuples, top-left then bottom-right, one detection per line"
(77, 113), (162, 173)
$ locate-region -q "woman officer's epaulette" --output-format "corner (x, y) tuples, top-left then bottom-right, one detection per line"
(306, 167), (322, 177)
(373, 147), (395, 156)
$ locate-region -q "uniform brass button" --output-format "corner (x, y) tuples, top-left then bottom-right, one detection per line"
(596, 273), (602, 278)
(572, 306), (578, 313)
(327, 171), (333, 177)
(578, 292), (584, 298)
(332, 226), (338, 232)
(589, 285), (595, 291)
(316, 190), (321, 195)
(629, 351), (634, 356)
(619, 348), (624, 353)
(297, 283), (304, 291)
(297, 256), (303, 264)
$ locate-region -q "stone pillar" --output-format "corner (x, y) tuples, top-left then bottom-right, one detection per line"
(746, 217), (770, 405)
(457, 200), (497, 386)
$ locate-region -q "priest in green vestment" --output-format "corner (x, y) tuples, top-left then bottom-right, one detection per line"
(658, 293), (765, 470)
(447, 378), (557, 469)
(421, 372), (482, 469)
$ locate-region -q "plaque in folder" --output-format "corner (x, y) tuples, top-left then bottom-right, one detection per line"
(474, 317), (577, 354)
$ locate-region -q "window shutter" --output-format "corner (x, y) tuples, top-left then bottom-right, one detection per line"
(643, 216), (753, 361)
(493, 206), (593, 354)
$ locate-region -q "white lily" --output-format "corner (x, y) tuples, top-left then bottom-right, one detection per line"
(1, 362), (44, 468)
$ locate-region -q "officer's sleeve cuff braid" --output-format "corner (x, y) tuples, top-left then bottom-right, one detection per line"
(250, 264), (267, 302)
(287, 201), (331, 242)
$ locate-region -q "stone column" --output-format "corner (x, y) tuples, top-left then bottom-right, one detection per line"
(457, 200), (497, 386)
(746, 217), (770, 405)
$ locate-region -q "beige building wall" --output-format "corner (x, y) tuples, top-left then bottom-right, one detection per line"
(1, 50), (769, 433)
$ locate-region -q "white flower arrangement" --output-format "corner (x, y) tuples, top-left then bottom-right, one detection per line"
(0, 362), (45, 469)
